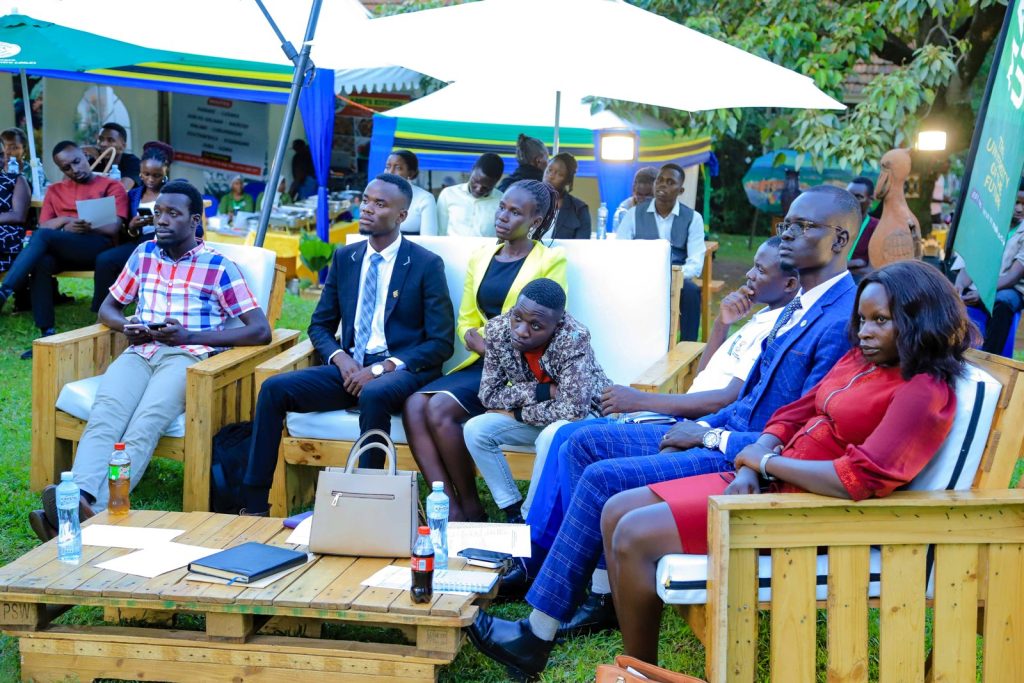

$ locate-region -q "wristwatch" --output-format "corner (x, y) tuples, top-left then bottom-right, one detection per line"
(702, 428), (724, 450)
(370, 363), (386, 377)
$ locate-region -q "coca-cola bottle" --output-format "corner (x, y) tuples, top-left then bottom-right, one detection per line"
(411, 526), (434, 604)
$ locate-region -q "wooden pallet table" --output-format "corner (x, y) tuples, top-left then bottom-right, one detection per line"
(0, 510), (485, 682)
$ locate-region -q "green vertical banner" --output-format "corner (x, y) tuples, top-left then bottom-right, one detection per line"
(951, 0), (1024, 311)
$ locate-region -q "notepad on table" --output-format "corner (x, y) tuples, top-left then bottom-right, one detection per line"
(188, 542), (307, 584)
(361, 564), (499, 594)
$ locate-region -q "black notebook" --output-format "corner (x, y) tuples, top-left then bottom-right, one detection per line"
(188, 542), (307, 584)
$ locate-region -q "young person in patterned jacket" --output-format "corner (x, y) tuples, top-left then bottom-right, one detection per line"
(463, 277), (611, 524)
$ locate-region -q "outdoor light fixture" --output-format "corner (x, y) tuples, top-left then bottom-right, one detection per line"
(916, 130), (947, 152)
(599, 132), (638, 162)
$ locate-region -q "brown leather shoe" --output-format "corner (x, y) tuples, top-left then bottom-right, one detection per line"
(28, 509), (57, 543)
(42, 484), (97, 532)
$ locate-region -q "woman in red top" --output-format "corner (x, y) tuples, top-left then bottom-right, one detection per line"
(603, 260), (972, 665)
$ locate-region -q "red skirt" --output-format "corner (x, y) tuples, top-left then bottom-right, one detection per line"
(649, 472), (734, 555)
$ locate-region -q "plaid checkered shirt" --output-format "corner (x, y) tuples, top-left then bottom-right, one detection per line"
(109, 239), (260, 359)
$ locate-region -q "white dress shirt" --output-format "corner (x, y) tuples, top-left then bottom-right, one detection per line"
(328, 236), (405, 368)
(436, 183), (502, 237)
(401, 184), (438, 236)
(688, 306), (783, 393)
(617, 200), (706, 278)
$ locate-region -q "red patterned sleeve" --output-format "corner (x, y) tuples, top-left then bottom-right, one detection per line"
(833, 374), (956, 501)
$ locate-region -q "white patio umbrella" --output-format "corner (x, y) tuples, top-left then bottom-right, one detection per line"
(330, 0), (844, 150)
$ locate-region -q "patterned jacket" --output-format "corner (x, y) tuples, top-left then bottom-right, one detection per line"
(479, 310), (612, 426)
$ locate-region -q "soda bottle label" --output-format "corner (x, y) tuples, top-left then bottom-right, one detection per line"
(109, 464), (130, 480)
(412, 556), (434, 572)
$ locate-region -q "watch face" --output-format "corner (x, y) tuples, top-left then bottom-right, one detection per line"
(702, 430), (718, 448)
(371, 363), (384, 377)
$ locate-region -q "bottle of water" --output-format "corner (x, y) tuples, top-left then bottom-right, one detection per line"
(22, 230), (32, 249)
(108, 164), (121, 181)
(425, 481), (449, 570)
(56, 472), (82, 564)
(6, 156), (18, 174)
(596, 202), (608, 240)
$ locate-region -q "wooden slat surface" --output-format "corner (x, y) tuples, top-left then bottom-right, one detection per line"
(931, 544), (979, 683)
(878, 544), (926, 682)
(770, 547), (816, 683)
(826, 545), (870, 683)
(982, 543), (1024, 682)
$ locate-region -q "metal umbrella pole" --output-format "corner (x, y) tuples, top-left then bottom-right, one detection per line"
(18, 69), (43, 200)
(253, 0), (323, 248)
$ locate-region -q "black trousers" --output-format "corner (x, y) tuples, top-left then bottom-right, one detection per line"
(92, 241), (140, 312)
(2, 228), (112, 330)
(679, 278), (702, 342)
(243, 355), (439, 492)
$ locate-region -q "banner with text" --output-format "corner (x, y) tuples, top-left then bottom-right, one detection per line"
(170, 94), (268, 176)
(952, 0), (1024, 311)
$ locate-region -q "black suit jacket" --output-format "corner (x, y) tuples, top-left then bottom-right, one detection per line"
(551, 192), (591, 239)
(308, 238), (455, 375)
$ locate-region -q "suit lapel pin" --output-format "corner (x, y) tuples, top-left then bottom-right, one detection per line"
(800, 320), (808, 327)
(402, 256), (411, 266)
(392, 290), (399, 298)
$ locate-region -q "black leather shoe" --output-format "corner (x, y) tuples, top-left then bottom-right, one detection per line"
(556, 591), (618, 638)
(497, 558), (530, 599)
(467, 611), (553, 681)
(28, 509), (57, 543)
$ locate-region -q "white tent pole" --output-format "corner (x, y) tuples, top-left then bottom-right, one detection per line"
(552, 90), (561, 154)
(19, 70), (42, 200)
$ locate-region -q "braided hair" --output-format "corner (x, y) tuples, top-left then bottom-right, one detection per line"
(141, 141), (174, 167)
(509, 179), (558, 241)
(515, 134), (548, 166)
(549, 152), (578, 193)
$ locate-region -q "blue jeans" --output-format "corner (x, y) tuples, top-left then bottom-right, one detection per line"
(524, 421), (732, 621)
(980, 288), (1024, 355)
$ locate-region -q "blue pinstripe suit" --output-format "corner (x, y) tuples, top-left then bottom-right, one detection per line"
(525, 273), (857, 620)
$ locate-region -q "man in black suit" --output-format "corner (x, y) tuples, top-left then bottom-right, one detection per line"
(240, 173), (455, 515)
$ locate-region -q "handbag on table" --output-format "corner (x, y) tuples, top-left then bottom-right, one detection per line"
(308, 429), (419, 558)
(595, 656), (706, 683)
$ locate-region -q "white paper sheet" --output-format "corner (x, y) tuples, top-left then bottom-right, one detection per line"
(82, 524), (185, 549)
(75, 195), (117, 226)
(447, 522), (531, 558)
(285, 517), (312, 546)
(185, 553), (315, 587)
(94, 542), (220, 578)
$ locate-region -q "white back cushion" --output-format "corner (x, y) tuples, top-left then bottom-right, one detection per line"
(350, 235), (673, 384)
(203, 242), (277, 328)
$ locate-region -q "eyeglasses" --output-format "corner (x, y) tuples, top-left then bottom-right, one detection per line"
(774, 219), (848, 237)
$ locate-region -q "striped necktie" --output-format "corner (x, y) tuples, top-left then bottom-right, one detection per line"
(764, 295), (802, 347)
(353, 253), (384, 365)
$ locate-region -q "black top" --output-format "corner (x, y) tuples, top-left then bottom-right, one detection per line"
(477, 256), (527, 319)
(117, 152), (141, 189)
(551, 192), (591, 240)
(497, 164), (544, 193)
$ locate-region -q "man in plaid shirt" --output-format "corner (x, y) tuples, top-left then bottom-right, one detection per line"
(30, 181), (271, 540)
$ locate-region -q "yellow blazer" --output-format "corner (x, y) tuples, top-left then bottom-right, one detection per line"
(451, 240), (568, 373)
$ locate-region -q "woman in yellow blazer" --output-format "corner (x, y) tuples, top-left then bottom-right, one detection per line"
(403, 180), (568, 522)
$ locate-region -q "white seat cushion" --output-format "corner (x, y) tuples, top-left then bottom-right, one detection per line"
(55, 375), (186, 438)
(656, 362), (1003, 606)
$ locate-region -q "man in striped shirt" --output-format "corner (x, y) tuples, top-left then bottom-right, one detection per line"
(30, 181), (271, 540)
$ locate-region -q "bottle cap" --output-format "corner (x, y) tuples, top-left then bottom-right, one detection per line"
(431, 481), (444, 490)
(60, 471), (74, 482)
(114, 442), (126, 450)
(418, 526), (430, 535)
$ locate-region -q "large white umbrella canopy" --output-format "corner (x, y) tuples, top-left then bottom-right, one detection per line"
(329, 0), (845, 113)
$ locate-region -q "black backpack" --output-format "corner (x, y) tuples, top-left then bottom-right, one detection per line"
(210, 421), (252, 514)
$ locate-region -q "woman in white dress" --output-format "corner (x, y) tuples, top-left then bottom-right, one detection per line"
(384, 149), (438, 236)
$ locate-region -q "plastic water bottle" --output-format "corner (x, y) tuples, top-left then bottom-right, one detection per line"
(596, 202), (608, 240)
(425, 481), (449, 570)
(22, 230), (32, 249)
(6, 156), (18, 174)
(56, 472), (82, 564)
(108, 164), (121, 181)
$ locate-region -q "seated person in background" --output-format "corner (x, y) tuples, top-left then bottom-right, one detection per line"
(404, 180), (566, 522)
(436, 153), (504, 237)
(256, 177), (293, 211)
(0, 131), (31, 274)
(219, 175), (254, 221)
(955, 178), (1024, 355)
(92, 142), (174, 312)
(27, 180), (271, 541)
(523, 236), (798, 574)
(464, 278), (610, 523)
(241, 174), (455, 516)
(385, 149), (438, 236)
(612, 166), (656, 231)
(545, 152), (591, 239)
(0, 141), (128, 358)
(605, 260), (968, 665)
(97, 122), (141, 191)
(617, 163), (706, 341)
(846, 176), (880, 281)
(467, 186), (860, 679)
(498, 134), (548, 192)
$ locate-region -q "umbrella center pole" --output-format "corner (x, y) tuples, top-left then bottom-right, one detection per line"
(553, 90), (561, 154)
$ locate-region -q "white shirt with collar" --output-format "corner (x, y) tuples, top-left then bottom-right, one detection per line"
(436, 182), (502, 237)
(688, 305), (783, 393)
(328, 236), (405, 369)
(616, 200), (707, 278)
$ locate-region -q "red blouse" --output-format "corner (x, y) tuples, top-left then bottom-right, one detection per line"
(762, 349), (957, 501)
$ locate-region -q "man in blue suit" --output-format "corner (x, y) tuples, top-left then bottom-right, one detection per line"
(469, 185), (861, 679)
(240, 174), (454, 515)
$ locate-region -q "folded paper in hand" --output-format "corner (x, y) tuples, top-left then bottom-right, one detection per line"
(76, 196), (117, 226)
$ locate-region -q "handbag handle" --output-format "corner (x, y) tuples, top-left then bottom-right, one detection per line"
(343, 429), (398, 474)
(91, 146), (116, 174)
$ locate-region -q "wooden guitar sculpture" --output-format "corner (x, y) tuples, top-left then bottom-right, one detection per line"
(869, 148), (922, 266)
